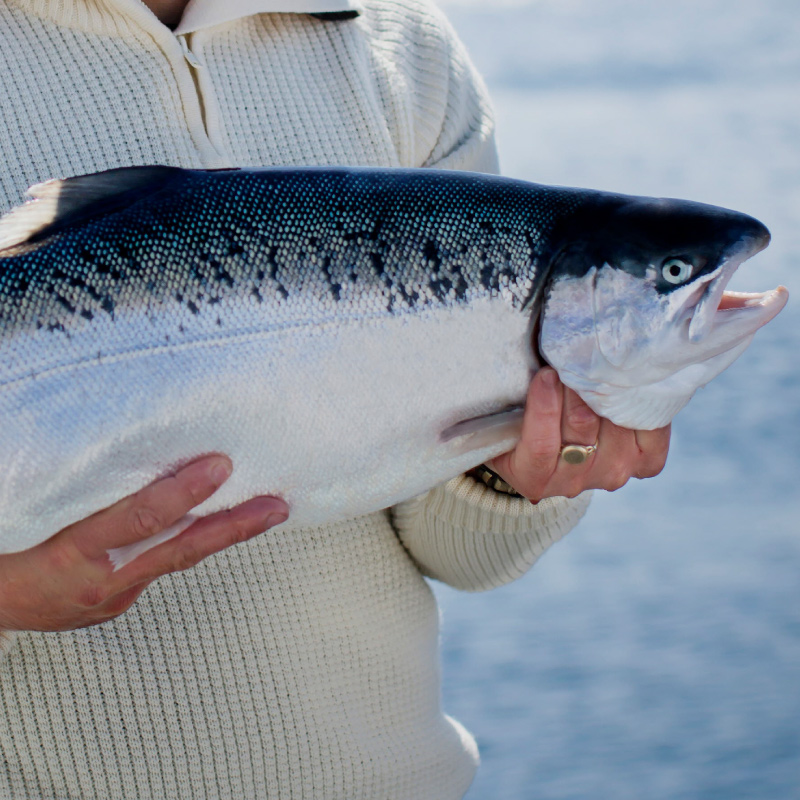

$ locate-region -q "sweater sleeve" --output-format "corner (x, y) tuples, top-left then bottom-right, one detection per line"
(413, 4), (500, 174)
(393, 479), (591, 592)
(363, 0), (499, 173)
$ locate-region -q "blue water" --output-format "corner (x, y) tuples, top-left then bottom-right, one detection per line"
(434, 2), (800, 797)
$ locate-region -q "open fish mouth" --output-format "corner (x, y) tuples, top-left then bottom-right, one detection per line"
(688, 227), (787, 344)
(718, 288), (787, 311)
(691, 283), (788, 348)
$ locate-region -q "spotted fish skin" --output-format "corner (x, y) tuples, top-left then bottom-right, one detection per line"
(0, 167), (583, 381)
(0, 166), (781, 557)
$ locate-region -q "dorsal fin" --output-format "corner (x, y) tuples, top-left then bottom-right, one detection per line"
(0, 165), (190, 252)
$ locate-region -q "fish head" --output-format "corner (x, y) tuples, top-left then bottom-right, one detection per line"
(539, 193), (788, 429)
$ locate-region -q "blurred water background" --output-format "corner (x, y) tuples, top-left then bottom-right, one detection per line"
(432, 1), (800, 798)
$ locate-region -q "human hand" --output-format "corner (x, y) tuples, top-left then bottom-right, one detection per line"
(489, 367), (671, 503)
(0, 455), (288, 632)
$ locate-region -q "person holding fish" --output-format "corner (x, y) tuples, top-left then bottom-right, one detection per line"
(0, 0), (677, 798)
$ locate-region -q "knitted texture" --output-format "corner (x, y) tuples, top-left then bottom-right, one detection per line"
(0, 1), (590, 797)
(395, 477), (591, 592)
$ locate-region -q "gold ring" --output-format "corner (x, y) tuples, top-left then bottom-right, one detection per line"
(560, 444), (597, 465)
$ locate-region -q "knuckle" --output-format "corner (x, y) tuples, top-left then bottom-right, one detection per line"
(225, 520), (257, 547)
(186, 482), (207, 506)
(75, 582), (112, 609)
(605, 468), (630, 492)
(176, 459), (228, 507)
(563, 479), (586, 499)
(43, 541), (83, 574)
(639, 459), (665, 479)
(98, 587), (143, 619)
(176, 473), (208, 507)
(128, 504), (165, 540)
(172, 544), (203, 573)
(567, 404), (597, 434)
(229, 517), (258, 546)
(649, 452), (669, 477)
(231, 526), (252, 547)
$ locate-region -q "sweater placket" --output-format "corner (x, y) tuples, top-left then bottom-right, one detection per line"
(174, 31), (233, 167)
(89, 0), (234, 168)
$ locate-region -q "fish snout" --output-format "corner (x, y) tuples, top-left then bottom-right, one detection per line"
(743, 215), (771, 255)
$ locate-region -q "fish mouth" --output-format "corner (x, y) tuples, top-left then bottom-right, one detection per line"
(687, 228), (787, 344)
(688, 282), (788, 352)
(717, 289), (781, 311)
(717, 283), (789, 332)
(689, 280), (788, 351)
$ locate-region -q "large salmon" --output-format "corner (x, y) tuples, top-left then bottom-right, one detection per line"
(0, 167), (787, 558)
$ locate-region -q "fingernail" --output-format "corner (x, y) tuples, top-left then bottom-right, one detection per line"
(247, 497), (289, 529)
(541, 368), (558, 389)
(264, 512), (289, 529)
(209, 458), (233, 486)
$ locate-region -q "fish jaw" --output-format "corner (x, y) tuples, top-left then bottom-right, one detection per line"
(565, 335), (756, 430)
(691, 284), (788, 354)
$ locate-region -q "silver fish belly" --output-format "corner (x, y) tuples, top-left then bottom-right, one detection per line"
(0, 166), (786, 555)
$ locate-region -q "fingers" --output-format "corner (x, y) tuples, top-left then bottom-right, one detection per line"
(490, 367), (562, 498)
(118, 496), (287, 586)
(0, 454), (290, 633)
(64, 494), (287, 629)
(561, 386), (601, 450)
(518, 367), (563, 473)
(634, 425), (671, 478)
(590, 418), (639, 491)
(587, 419), (670, 489)
(68, 455), (234, 560)
(488, 369), (673, 503)
(98, 490), (286, 611)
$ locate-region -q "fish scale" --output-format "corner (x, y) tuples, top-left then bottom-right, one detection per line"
(0, 166), (784, 559)
(0, 168), (570, 346)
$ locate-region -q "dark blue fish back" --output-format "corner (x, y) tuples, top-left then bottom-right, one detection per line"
(0, 168), (584, 338)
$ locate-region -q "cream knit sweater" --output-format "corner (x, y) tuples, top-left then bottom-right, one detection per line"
(0, 1), (591, 797)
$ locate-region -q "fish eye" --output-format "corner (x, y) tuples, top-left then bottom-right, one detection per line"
(661, 258), (693, 285)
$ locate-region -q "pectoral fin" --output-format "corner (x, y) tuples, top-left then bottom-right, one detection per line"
(106, 513), (198, 571)
(441, 406), (524, 454)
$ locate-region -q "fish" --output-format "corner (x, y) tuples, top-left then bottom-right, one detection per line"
(0, 166), (787, 562)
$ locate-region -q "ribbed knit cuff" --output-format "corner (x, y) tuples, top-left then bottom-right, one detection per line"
(393, 475), (591, 592)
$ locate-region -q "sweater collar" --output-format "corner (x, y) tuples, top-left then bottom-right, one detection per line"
(13, 0), (360, 36)
(174, 0), (360, 34)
